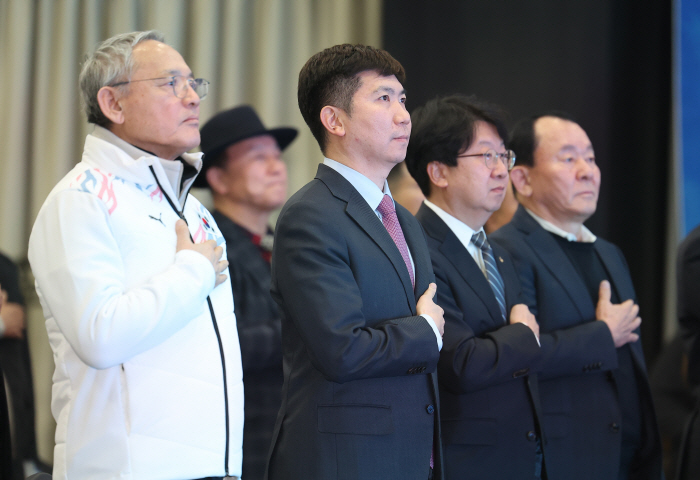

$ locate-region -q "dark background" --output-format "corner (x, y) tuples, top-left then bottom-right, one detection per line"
(383, 0), (672, 363)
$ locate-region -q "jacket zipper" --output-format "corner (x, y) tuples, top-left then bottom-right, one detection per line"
(149, 165), (231, 476)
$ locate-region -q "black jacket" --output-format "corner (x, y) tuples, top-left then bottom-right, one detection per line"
(213, 212), (283, 480)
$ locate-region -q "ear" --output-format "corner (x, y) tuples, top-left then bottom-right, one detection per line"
(96, 86), (125, 125)
(206, 166), (229, 196)
(509, 166), (532, 198)
(319, 106), (346, 138)
(426, 161), (449, 190)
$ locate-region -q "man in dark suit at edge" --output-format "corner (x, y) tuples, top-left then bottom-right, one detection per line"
(265, 44), (445, 480)
(405, 94), (545, 479)
(676, 224), (700, 479)
(490, 113), (663, 479)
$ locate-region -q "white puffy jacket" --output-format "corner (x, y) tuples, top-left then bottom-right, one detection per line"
(28, 128), (243, 480)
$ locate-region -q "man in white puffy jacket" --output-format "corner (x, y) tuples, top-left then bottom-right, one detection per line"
(27, 31), (244, 480)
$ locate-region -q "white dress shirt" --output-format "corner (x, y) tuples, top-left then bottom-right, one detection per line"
(423, 199), (489, 275)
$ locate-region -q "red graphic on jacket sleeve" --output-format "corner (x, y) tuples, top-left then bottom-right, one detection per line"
(149, 186), (163, 203)
(73, 169), (118, 214)
(96, 171), (118, 214)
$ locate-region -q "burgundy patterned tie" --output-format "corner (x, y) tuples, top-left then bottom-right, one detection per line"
(378, 194), (432, 469)
(376, 194), (415, 288)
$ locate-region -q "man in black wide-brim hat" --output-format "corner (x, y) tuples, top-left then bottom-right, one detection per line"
(197, 105), (297, 480)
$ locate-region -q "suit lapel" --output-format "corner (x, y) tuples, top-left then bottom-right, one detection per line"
(417, 204), (504, 325)
(491, 241), (519, 311)
(512, 207), (595, 319)
(444, 236), (505, 326)
(594, 241), (635, 302)
(594, 240), (648, 368)
(317, 165), (417, 310)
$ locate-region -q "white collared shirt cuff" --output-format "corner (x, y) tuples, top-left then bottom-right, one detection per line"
(422, 314), (443, 351)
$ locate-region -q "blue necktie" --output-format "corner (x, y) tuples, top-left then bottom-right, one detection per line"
(471, 231), (507, 322)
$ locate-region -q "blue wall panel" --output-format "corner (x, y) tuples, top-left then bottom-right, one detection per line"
(682, 3), (700, 234)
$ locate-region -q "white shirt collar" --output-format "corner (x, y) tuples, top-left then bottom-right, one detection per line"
(323, 158), (392, 211)
(524, 207), (597, 243)
(423, 200), (483, 252)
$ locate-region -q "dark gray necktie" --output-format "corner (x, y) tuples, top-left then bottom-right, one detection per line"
(471, 231), (507, 322)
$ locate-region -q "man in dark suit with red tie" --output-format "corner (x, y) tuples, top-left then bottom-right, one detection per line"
(405, 95), (544, 479)
(265, 44), (445, 480)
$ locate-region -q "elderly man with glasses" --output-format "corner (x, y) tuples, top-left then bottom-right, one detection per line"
(405, 94), (544, 480)
(28, 31), (243, 480)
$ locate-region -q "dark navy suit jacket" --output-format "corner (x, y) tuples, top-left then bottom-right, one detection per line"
(266, 164), (443, 480)
(417, 204), (543, 479)
(491, 206), (663, 480)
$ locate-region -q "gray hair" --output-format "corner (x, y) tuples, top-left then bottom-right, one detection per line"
(79, 30), (166, 127)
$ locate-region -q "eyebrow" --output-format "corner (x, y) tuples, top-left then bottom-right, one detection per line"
(162, 69), (194, 78)
(476, 139), (505, 148)
(249, 143), (281, 152)
(559, 144), (594, 153)
(373, 85), (406, 96)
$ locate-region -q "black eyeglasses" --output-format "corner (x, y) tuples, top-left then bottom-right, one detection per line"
(458, 149), (516, 170)
(110, 75), (210, 99)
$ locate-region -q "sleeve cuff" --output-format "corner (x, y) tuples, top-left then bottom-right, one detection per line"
(421, 314), (442, 351)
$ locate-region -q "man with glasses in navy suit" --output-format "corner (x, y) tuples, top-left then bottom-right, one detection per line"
(406, 94), (544, 480)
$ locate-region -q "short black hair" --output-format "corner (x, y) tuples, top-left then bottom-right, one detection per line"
(405, 94), (508, 197)
(297, 44), (405, 154)
(509, 111), (579, 168)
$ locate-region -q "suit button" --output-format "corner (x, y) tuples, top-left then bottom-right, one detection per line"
(609, 423), (620, 433)
(426, 404), (435, 414)
(407, 368), (414, 374)
(526, 431), (537, 442)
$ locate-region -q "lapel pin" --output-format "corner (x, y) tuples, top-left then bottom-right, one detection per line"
(499, 256), (504, 263)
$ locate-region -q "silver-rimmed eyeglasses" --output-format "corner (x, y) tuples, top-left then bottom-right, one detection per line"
(458, 149), (516, 170)
(110, 75), (210, 100)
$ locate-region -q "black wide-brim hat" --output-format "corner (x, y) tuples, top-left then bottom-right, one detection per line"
(194, 105), (298, 188)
